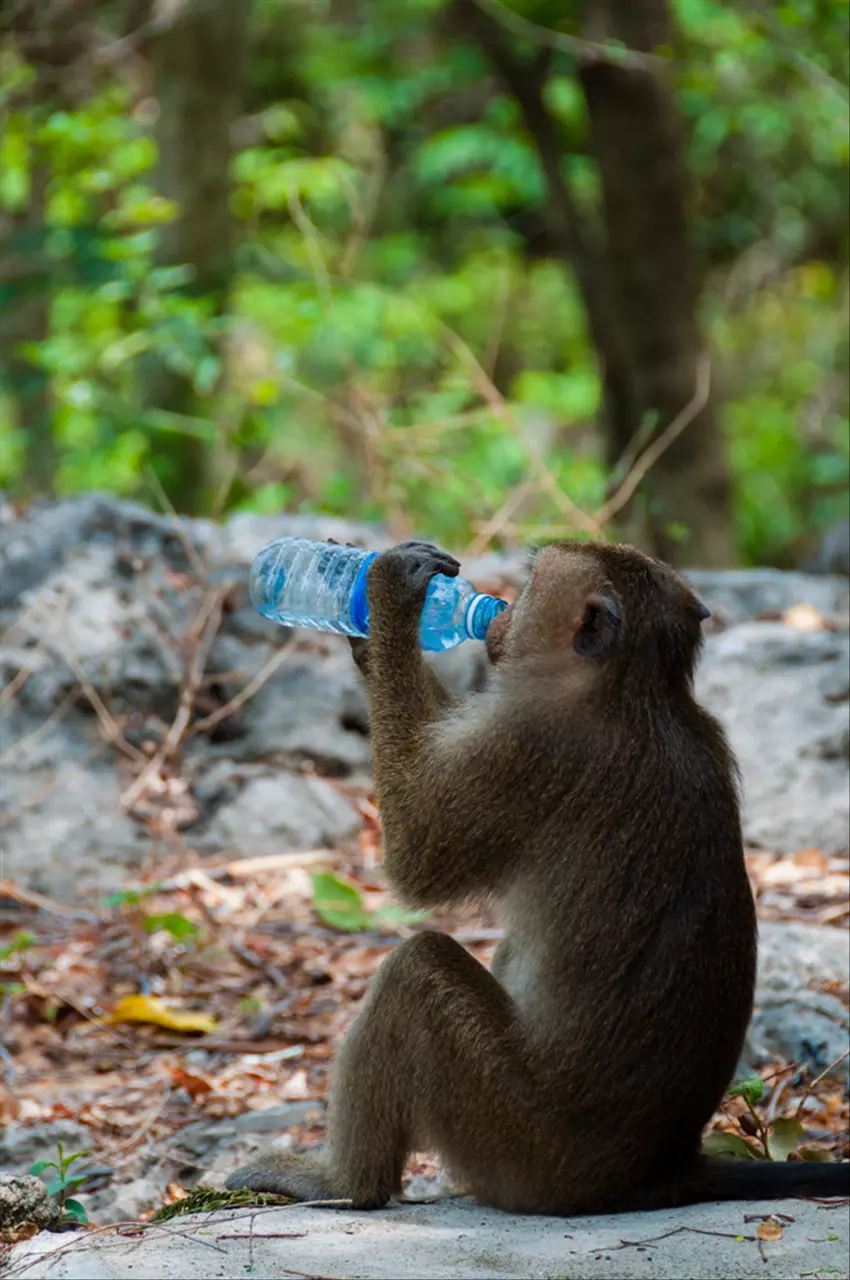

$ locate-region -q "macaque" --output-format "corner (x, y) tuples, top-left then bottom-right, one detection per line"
(228, 541), (849, 1211)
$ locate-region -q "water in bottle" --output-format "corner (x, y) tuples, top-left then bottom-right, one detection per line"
(249, 537), (507, 653)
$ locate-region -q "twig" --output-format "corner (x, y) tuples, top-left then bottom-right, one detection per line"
(187, 644), (292, 739)
(0, 665), (33, 708)
(99, 1080), (172, 1165)
(216, 1232), (306, 1240)
(0, 742), (105, 829)
(593, 354), (711, 526)
(0, 687), (77, 765)
(25, 604), (147, 765)
(471, 0), (663, 72)
(442, 327), (602, 539)
(145, 464), (210, 582)
(795, 1050), (850, 1120)
(289, 191), (332, 312)
(278, 1271), (344, 1280)
(465, 481), (534, 558)
(162, 589), (223, 760)
(0, 879), (98, 920)
(604, 1226), (756, 1252)
(745, 0), (849, 104)
(122, 588), (223, 810)
(483, 264), (512, 380)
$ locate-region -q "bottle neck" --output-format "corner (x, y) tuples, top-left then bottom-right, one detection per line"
(465, 593), (508, 641)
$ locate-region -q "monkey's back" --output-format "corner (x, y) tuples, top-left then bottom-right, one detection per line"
(492, 693), (757, 1209)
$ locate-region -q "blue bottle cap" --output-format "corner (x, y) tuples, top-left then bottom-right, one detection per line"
(465, 594), (508, 641)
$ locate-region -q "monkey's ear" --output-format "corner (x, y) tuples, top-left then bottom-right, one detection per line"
(573, 595), (621, 659)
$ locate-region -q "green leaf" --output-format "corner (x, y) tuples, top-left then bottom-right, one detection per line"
(768, 1117), (805, 1161)
(59, 1148), (92, 1175)
(0, 931), (35, 963)
(310, 872), (369, 932)
(728, 1073), (765, 1104)
(372, 904), (431, 929)
(701, 1131), (761, 1160)
(29, 1160), (58, 1177)
(103, 885), (160, 910)
(799, 1147), (833, 1163)
(44, 1178), (65, 1197)
(62, 1199), (88, 1225)
(143, 912), (201, 943)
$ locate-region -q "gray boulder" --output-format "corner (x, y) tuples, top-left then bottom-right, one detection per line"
(747, 921), (850, 1081)
(196, 765), (361, 854)
(696, 623), (850, 853)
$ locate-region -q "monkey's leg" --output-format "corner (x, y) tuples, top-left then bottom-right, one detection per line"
(228, 931), (541, 1211)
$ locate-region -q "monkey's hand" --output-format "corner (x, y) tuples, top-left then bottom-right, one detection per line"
(367, 540), (460, 625)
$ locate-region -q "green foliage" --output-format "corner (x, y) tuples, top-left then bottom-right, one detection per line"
(103, 885), (199, 946)
(0, 931), (35, 964)
(704, 1074), (831, 1163)
(310, 871), (429, 933)
(727, 1072), (765, 1104)
(142, 912), (201, 944)
(1, 0), (847, 563)
(31, 1142), (93, 1226)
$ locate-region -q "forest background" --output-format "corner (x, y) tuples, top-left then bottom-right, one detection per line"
(1, 0), (848, 569)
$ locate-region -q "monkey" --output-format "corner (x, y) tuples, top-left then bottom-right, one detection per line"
(227, 540), (850, 1212)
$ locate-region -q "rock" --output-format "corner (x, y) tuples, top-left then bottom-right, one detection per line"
(217, 650), (372, 777)
(83, 1177), (163, 1227)
(746, 922), (850, 1081)
(10, 1194), (850, 1279)
(804, 518), (850, 577)
(0, 1175), (60, 1232)
(696, 624), (850, 853)
(685, 568), (849, 623)
(0, 1122), (95, 1174)
(196, 767), (361, 854)
(217, 511), (387, 572)
(1, 744), (152, 898)
(0, 493), (211, 612)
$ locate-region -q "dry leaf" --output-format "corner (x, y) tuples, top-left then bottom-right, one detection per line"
(0, 1222), (40, 1244)
(757, 1221), (783, 1241)
(109, 994), (217, 1034)
(170, 1066), (215, 1099)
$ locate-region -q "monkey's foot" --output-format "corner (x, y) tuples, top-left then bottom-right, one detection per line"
(225, 1152), (336, 1201)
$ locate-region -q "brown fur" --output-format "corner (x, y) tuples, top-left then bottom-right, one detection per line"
(227, 540), (849, 1211)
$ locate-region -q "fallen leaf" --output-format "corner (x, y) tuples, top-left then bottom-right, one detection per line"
(109, 994), (217, 1034)
(768, 1116), (805, 1161)
(757, 1221), (783, 1240)
(170, 1065), (215, 1099)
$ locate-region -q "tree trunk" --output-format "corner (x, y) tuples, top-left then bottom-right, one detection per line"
(446, 0), (732, 565)
(141, 0), (251, 513)
(0, 167), (54, 494)
(579, 0), (732, 566)
(0, 0), (96, 496)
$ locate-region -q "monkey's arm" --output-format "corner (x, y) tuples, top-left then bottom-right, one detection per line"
(349, 637), (456, 712)
(364, 543), (519, 907)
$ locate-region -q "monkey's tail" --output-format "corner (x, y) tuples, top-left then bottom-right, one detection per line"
(670, 1156), (850, 1205)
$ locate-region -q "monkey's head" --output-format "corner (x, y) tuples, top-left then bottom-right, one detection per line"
(485, 541), (709, 689)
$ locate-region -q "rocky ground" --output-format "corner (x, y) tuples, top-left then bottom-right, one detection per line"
(1, 493), (848, 1278)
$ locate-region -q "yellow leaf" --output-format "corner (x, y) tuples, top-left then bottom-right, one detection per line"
(757, 1222), (783, 1241)
(109, 994), (217, 1034)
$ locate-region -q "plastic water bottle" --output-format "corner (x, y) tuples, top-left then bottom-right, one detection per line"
(249, 537), (507, 653)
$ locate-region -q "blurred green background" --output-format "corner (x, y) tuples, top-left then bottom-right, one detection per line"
(1, 0), (847, 568)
